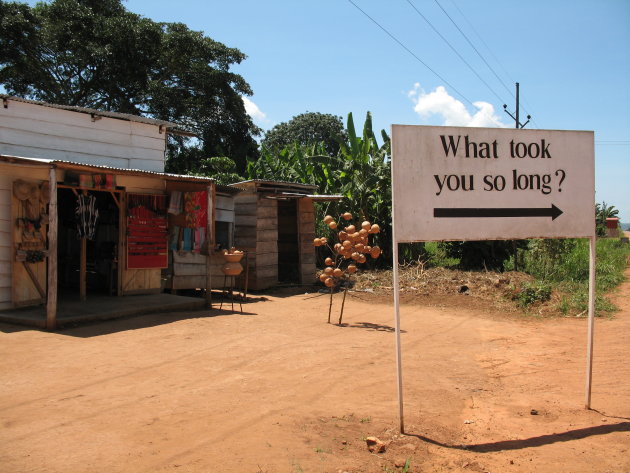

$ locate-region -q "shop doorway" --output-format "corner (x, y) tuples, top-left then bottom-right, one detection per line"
(57, 188), (121, 296)
(277, 199), (300, 283)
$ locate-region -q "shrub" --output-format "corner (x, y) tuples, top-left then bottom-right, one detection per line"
(513, 281), (552, 308)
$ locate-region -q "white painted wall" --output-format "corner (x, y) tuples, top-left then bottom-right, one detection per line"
(216, 195), (235, 223)
(0, 100), (167, 172)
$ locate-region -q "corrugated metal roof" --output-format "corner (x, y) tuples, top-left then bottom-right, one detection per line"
(1, 95), (194, 136)
(307, 194), (344, 201)
(0, 154), (241, 188)
(230, 179), (318, 190)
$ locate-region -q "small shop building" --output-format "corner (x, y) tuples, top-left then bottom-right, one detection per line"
(0, 95), (239, 328)
(232, 180), (341, 290)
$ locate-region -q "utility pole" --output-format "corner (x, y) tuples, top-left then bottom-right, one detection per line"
(503, 82), (531, 129)
(503, 83), (532, 271)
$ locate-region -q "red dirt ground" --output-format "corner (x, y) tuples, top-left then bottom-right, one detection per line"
(1, 265), (629, 473)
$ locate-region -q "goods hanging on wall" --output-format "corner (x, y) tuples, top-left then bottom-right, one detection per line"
(166, 190), (208, 253)
(127, 193), (168, 269)
(13, 179), (49, 262)
(12, 179), (50, 304)
(313, 212), (381, 324)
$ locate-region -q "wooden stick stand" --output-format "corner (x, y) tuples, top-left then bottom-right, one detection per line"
(327, 286), (334, 323)
(338, 282), (349, 325)
(219, 275), (243, 313)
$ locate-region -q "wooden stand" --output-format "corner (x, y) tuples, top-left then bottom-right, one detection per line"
(219, 251), (248, 313)
(219, 275), (243, 313)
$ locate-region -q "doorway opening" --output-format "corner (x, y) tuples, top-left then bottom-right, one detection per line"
(277, 199), (300, 283)
(57, 188), (120, 296)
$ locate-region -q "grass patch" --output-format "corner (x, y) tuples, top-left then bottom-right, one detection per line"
(424, 241), (460, 267)
(522, 238), (629, 316)
(512, 281), (552, 308)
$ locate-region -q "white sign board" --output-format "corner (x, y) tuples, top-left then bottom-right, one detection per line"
(391, 125), (595, 242)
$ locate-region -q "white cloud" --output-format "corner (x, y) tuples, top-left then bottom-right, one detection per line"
(242, 96), (268, 123)
(408, 83), (507, 128)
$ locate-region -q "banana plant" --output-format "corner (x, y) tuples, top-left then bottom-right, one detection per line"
(246, 111), (394, 264)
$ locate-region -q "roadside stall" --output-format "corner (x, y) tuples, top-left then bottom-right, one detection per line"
(161, 182), (241, 293)
(0, 155), (221, 328)
(231, 180), (342, 290)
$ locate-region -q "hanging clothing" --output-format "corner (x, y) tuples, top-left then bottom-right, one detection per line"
(184, 191), (208, 228)
(167, 191), (183, 214)
(169, 225), (181, 251)
(182, 228), (193, 251)
(193, 227), (206, 253)
(76, 194), (99, 240)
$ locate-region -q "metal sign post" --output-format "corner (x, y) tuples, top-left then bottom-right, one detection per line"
(390, 124), (596, 431)
(585, 235), (597, 408)
(391, 195), (405, 433)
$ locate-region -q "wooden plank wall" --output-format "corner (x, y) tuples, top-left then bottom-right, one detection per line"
(11, 187), (47, 306)
(216, 195), (235, 223)
(169, 251), (226, 290)
(234, 191), (278, 290)
(0, 174), (12, 309)
(298, 198), (317, 284)
(0, 99), (166, 172)
(0, 165), (49, 309)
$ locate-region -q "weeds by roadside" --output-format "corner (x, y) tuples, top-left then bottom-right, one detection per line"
(351, 237), (629, 317)
(519, 238), (629, 315)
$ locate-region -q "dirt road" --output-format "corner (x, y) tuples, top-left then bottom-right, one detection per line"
(1, 268), (629, 472)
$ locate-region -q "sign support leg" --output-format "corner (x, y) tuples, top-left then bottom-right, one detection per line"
(393, 241), (404, 433)
(585, 235), (596, 409)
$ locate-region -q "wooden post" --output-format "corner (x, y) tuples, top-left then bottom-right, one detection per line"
(80, 238), (87, 301)
(205, 184), (214, 308)
(46, 166), (58, 330)
(79, 189), (88, 301)
(118, 191), (126, 296)
(242, 251), (249, 302)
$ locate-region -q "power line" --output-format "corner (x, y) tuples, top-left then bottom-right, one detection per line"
(433, 0), (513, 100)
(346, 0), (471, 106)
(405, 0), (507, 105)
(447, 0), (515, 97)
(346, 0), (476, 110)
(440, 0), (541, 128)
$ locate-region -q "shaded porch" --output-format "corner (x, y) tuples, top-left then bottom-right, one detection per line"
(0, 293), (206, 328)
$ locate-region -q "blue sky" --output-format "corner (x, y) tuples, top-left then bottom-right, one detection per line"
(22, 0), (630, 219)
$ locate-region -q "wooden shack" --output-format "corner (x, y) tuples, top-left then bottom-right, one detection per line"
(162, 183), (241, 292)
(0, 155), (226, 323)
(0, 95), (238, 328)
(232, 180), (341, 290)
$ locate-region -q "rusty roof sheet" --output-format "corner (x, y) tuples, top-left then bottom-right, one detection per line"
(230, 179), (318, 189)
(0, 154), (244, 192)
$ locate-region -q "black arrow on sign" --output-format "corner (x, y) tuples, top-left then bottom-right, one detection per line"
(434, 204), (563, 220)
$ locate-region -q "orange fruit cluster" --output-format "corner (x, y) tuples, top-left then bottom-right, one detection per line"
(314, 212), (381, 288)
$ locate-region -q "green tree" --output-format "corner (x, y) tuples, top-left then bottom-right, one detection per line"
(247, 142), (332, 186)
(438, 240), (516, 271)
(595, 201), (619, 236)
(0, 0), (259, 172)
(261, 112), (347, 157)
(248, 112), (395, 265)
(194, 156), (243, 186)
